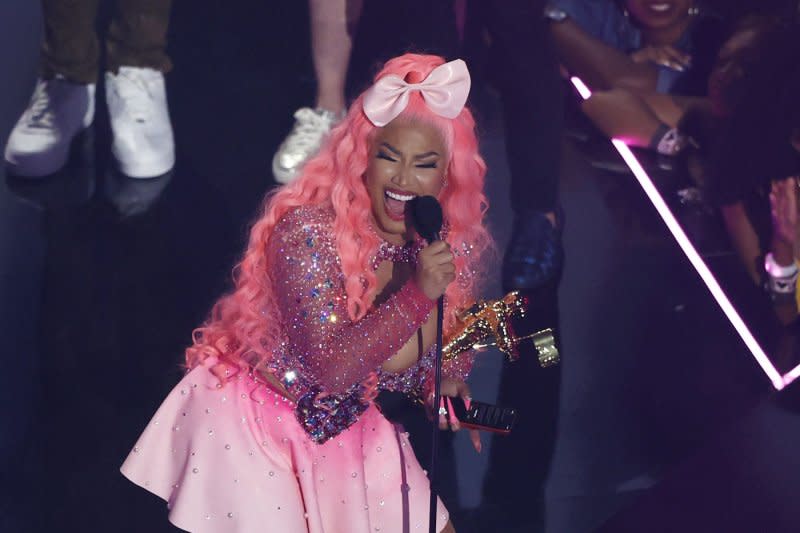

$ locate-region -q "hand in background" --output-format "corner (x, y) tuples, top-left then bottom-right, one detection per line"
(631, 45), (691, 72)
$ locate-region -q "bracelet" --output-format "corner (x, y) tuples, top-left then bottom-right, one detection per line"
(765, 252), (798, 278)
(655, 126), (687, 156)
(766, 282), (797, 307)
(766, 273), (798, 296)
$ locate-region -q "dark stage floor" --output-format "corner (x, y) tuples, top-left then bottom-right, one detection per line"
(2, 2), (799, 532)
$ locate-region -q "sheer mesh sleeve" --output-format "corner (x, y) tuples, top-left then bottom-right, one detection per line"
(268, 208), (435, 395)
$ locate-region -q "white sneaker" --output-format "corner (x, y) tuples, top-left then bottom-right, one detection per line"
(4, 78), (95, 177)
(272, 107), (342, 184)
(106, 67), (175, 179)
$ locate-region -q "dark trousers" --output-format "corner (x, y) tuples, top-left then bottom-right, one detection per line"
(41, 0), (172, 84)
(478, 288), (561, 531)
(475, 0), (563, 213)
(346, 0), (460, 96)
(465, 2), (564, 527)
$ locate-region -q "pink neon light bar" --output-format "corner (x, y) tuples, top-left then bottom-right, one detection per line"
(569, 76), (800, 390)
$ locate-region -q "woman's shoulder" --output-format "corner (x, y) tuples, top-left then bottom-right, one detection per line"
(270, 204), (341, 266)
(271, 205), (336, 249)
(274, 204), (335, 235)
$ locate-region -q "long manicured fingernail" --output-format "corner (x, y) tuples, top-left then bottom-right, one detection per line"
(447, 397), (457, 420)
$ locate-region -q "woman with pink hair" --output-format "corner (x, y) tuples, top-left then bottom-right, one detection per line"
(121, 53), (491, 532)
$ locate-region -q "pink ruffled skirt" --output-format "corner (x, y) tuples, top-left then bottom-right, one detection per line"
(121, 360), (448, 532)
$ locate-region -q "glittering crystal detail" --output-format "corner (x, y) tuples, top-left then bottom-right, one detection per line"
(265, 206), (435, 442)
(282, 370), (297, 386)
(370, 239), (424, 270)
(376, 345), (435, 397)
(295, 386), (370, 444)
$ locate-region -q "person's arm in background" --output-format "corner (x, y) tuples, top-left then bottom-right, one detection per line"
(550, 18), (658, 92)
(580, 87), (663, 146)
(720, 182), (799, 326)
(580, 86), (708, 148)
(765, 178), (799, 325)
(640, 93), (709, 126)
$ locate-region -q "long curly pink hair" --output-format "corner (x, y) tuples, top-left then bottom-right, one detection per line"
(187, 53), (491, 371)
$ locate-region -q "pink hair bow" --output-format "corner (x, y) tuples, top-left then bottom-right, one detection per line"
(362, 59), (471, 127)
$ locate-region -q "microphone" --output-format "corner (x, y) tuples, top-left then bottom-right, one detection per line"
(408, 195), (446, 533)
(409, 195), (443, 242)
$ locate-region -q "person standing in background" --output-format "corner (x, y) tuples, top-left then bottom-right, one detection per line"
(271, 0), (353, 184)
(5, 0), (175, 179)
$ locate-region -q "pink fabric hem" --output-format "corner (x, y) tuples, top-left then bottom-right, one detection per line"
(121, 363), (449, 532)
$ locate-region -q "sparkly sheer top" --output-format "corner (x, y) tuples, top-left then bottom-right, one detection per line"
(265, 206), (481, 442)
(261, 206), (476, 442)
(268, 206), (435, 392)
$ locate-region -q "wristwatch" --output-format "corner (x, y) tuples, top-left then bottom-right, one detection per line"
(544, 5), (569, 22)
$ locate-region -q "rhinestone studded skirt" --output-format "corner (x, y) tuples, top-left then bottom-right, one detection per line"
(121, 359), (449, 532)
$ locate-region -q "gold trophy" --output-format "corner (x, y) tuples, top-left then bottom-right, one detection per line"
(442, 291), (559, 368)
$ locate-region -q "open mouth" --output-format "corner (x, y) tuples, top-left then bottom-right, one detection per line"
(383, 188), (416, 221)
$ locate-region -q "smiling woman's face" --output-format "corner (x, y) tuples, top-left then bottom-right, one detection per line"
(364, 119), (447, 244)
(625, 0), (693, 31)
